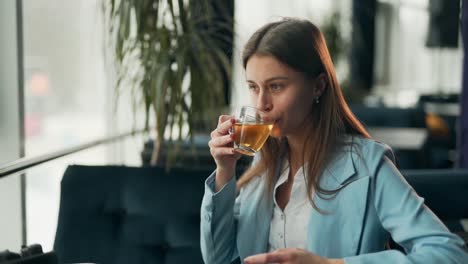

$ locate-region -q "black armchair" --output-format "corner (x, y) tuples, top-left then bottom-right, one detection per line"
(402, 169), (468, 249)
(54, 165), (212, 264)
(403, 169), (468, 232)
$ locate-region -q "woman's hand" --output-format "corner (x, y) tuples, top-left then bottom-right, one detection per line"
(244, 248), (344, 264)
(208, 115), (241, 191)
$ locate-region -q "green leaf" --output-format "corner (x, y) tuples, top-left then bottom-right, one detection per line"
(104, 0), (233, 167)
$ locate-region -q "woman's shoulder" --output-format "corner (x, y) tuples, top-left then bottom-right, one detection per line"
(350, 136), (393, 155)
(344, 135), (396, 175)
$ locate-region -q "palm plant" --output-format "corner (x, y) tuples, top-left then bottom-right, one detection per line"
(103, 0), (233, 166)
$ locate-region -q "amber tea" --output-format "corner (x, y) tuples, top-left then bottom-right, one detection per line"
(231, 106), (273, 156)
(233, 122), (273, 156)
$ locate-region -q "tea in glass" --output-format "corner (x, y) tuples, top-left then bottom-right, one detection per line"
(232, 106), (273, 156)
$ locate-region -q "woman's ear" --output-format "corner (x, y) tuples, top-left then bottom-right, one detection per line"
(313, 73), (327, 98)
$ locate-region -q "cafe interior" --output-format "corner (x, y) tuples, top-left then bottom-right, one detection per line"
(1, 0), (467, 263)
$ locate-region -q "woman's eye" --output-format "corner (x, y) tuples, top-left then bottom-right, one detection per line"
(269, 83), (283, 91)
(248, 85), (258, 92)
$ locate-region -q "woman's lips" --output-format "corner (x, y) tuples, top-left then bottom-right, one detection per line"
(263, 116), (279, 127)
(264, 118), (277, 125)
(261, 116), (274, 124)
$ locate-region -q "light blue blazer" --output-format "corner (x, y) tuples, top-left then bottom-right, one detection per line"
(200, 137), (468, 263)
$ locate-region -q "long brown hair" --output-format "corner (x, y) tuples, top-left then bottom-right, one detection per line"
(236, 18), (370, 212)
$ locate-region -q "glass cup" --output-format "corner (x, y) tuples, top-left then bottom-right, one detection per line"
(231, 106), (273, 156)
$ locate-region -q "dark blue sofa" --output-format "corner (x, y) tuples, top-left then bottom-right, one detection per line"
(54, 165), (212, 264)
(349, 105), (426, 128)
(402, 169), (468, 232)
(54, 166), (467, 264)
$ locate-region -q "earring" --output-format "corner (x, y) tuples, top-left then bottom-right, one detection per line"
(315, 97), (320, 104)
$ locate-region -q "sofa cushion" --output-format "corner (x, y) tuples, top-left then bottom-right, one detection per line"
(54, 165), (212, 264)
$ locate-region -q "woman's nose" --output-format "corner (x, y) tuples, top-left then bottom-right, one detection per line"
(255, 91), (272, 112)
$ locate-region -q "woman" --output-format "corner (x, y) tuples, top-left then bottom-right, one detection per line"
(201, 18), (468, 264)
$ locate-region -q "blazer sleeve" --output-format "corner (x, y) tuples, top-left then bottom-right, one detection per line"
(344, 156), (468, 264)
(200, 171), (240, 264)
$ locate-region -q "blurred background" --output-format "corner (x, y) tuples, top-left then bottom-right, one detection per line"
(0, 0), (466, 262)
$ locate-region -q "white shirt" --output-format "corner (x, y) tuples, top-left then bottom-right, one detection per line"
(268, 164), (312, 252)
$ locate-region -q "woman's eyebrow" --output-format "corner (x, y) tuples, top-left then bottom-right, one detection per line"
(246, 76), (290, 83)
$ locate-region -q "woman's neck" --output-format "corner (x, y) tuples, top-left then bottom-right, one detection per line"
(286, 135), (307, 178)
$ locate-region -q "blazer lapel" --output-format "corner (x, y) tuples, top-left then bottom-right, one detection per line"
(237, 184), (273, 260)
(237, 146), (286, 261)
(307, 145), (371, 257)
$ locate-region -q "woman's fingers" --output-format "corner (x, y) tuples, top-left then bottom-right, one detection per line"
(217, 114), (234, 126)
(208, 134), (234, 148)
(210, 147), (236, 157)
(209, 115), (239, 168)
(244, 251), (289, 264)
(244, 248), (326, 264)
(212, 116), (235, 137)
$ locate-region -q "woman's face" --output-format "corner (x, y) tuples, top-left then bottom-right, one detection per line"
(245, 54), (318, 139)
